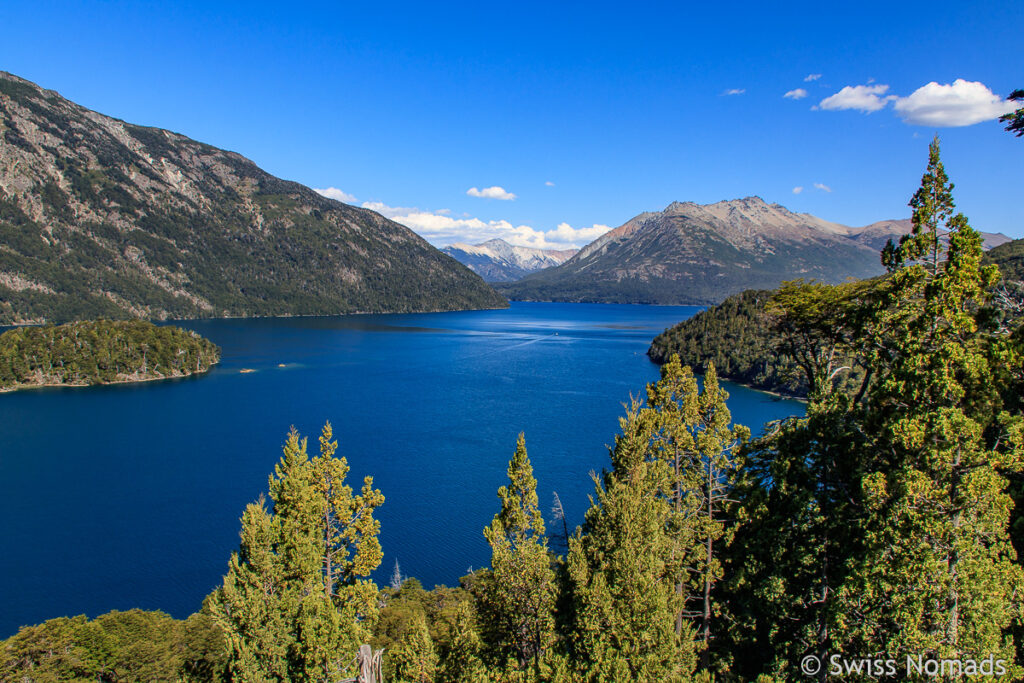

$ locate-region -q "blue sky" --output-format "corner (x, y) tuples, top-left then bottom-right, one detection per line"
(3, 1), (1021, 247)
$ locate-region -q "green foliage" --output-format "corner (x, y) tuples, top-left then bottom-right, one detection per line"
(206, 423), (385, 682)
(374, 579), (489, 683)
(391, 612), (439, 683)
(722, 137), (1024, 680)
(564, 357), (748, 680)
(649, 290), (792, 390)
(0, 609), (226, 682)
(479, 434), (558, 677)
(1000, 89), (1024, 137)
(0, 318), (219, 389)
(650, 282), (875, 400)
(986, 238), (1024, 283)
(839, 138), (1023, 670)
(566, 401), (696, 682)
(645, 358), (749, 672)
(0, 73), (507, 324)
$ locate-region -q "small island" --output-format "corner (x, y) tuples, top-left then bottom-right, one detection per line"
(0, 319), (220, 392)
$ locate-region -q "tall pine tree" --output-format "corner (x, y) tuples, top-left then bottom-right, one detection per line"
(566, 401), (696, 682)
(206, 423), (385, 682)
(479, 433), (557, 678)
(839, 137), (1024, 669)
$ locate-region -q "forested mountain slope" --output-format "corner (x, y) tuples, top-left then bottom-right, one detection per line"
(0, 72), (505, 324)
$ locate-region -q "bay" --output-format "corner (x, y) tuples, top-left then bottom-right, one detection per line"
(0, 302), (802, 637)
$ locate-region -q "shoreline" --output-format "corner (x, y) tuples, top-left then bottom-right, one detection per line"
(0, 362), (219, 394)
(0, 303), (512, 330)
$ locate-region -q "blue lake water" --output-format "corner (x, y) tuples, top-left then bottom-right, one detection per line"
(0, 302), (802, 637)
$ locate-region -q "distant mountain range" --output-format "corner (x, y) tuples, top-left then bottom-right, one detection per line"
(441, 239), (577, 282)
(0, 72), (505, 324)
(497, 197), (1011, 305)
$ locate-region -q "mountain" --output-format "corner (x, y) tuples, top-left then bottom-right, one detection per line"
(0, 72), (505, 324)
(984, 238), (1024, 283)
(848, 218), (1012, 251)
(441, 238), (577, 282)
(498, 197), (1012, 305)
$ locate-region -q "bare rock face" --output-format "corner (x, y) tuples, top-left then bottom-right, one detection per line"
(498, 197), (1011, 305)
(441, 239), (578, 282)
(0, 72), (505, 324)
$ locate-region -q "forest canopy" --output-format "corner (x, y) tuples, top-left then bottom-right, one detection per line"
(0, 318), (220, 390)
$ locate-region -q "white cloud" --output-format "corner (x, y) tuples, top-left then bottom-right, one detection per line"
(314, 187), (357, 203)
(360, 201), (610, 249)
(723, 88), (746, 96)
(784, 88), (808, 100)
(792, 186), (804, 194)
(814, 183), (832, 192)
(466, 186), (517, 200)
(891, 79), (1018, 127)
(545, 181), (555, 187)
(360, 201), (420, 218)
(816, 84), (894, 113)
(814, 78), (1016, 128)
(804, 73), (822, 82)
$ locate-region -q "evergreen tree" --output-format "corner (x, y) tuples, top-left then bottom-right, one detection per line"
(566, 401), (696, 682)
(1000, 89), (1024, 137)
(838, 137), (1024, 669)
(722, 407), (869, 680)
(724, 138), (1024, 680)
(644, 358), (749, 671)
(479, 433), (557, 677)
(439, 601), (491, 683)
(391, 612), (439, 683)
(206, 423), (385, 682)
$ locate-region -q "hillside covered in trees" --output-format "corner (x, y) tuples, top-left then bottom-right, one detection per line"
(3, 140), (1023, 682)
(649, 236), (1024, 399)
(0, 319), (220, 390)
(0, 71), (505, 324)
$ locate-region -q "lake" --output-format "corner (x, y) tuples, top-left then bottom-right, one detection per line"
(0, 302), (802, 637)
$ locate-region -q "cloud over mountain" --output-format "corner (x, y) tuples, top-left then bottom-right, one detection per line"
(314, 187), (358, 203)
(358, 201), (610, 249)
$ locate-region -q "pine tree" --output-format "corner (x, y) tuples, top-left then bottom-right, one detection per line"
(566, 401), (696, 681)
(439, 601), (491, 683)
(206, 423), (385, 682)
(1000, 89), (1024, 137)
(391, 612), (439, 683)
(643, 357), (749, 671)
(838, 137), (1024, 669)
(479, 433), (557, 677)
